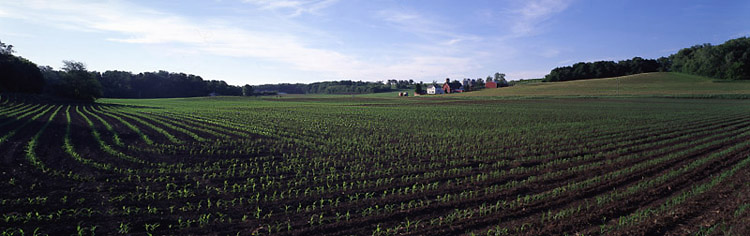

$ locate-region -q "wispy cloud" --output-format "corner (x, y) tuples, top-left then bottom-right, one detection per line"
(731, 32), (750, 39)
(376, 9), (482, 46)
(242, 0), (338, 17)
(0, 0), (480, 82)
(508, 70), (550, 80)
(509, 0), (573, 37)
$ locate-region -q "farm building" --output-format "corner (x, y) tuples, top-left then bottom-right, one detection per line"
(485, 80), (498, 88)
(442, 79), (463, 93)
(426, 85), (444, 94)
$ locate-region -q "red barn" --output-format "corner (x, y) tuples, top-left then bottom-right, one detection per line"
(485, 80), (498, 88)
(442, 79), (462, 93)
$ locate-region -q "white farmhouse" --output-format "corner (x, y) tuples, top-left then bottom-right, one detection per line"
(426, 85), (444, 94)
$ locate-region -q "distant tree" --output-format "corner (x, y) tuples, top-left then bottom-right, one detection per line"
(56, 60), (103, 102)
(493, 72), (505, 81)
(252, 80), (392, 94)
(39, 65), (62, 94)
(449, 79), (462, 90)
(100, 70), (134, 98)
(544, 57), (663, 82)
(242, 84), (254, 96)
(0, 47), (44, 93)
(476, 78), (485, 89)
(0, 40), (14, 55)
(657, 57), (672, 72)
(545, 37), (750, 81)
(494, 72), (509, 87)
(670, 37), (750, 80)
(0, 42), (248, 99)
(414, 83), (424, 94)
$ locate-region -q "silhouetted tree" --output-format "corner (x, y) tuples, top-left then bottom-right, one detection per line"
(544, 57), (663, 82)
(494, 72), (509, 87)
(0, 40), (14, 55)
(0, 41), (44, 93)
(242, 84), (254, 96)
(414, 83), (424, 94)
(55, 60), (103, 102)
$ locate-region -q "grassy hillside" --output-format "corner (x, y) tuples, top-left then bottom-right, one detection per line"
(456, 72), (750, 97)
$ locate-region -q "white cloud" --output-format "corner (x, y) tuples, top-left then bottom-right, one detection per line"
(510, 0), (573, 36)
(242, 0), (338, 17)
(376, 9), (482, 46)
(540, 48), (561, 58)
(0, 0), (486, 82)
(730, 32), (750, 39)
(379, 10), (419, 23)
(508, 70), (550, 80)
(0, 1), (355, 73)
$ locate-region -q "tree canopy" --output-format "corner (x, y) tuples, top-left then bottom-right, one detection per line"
(4, 36), (748, 101)
(253, 80), (401, 94)
(96, 70), (241, 98)
(0, 41), (45, 94)
(52, 61), (103, 102)
(543, 57), (663, 82)
(544, 37), (750, 82)
(670, 37), (750, 80)
(242, 84), (254, 96)
(0, 40), (14, 55)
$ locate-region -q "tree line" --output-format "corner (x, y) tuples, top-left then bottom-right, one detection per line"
(543, 57), (668, 82)
(38, 65), (248, 100)
(1, 40), (251, 102)
(253, 80), (404, 94)
(4, 36), (747, 101)
(670, 37), (750, 80)
(0, 39), (404, 101)
(544, 36), (750, 82)
(0, 42), (45, 94)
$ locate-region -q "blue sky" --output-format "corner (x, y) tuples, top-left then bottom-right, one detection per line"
(1, 0), (748, 85)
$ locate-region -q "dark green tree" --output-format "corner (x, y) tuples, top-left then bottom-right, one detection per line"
(0, 41), (44, 93)
(56, 60), (103, 102)
(670, 37), (750, 80)
(494, 72), (509, 87)
(100, 70), (134, 98)
(242, 84), (254, 96)
(476, 78), (485, 89)
(414, 83), (424, 94)
(544, 57), (665, 82)
(0, 40), (14, 55)
(449, 79), (462, 90)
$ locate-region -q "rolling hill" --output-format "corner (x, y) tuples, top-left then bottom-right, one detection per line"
(456, 72), (750, 97)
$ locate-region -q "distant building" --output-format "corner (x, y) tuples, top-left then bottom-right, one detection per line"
(442, 79), (462, 93)
(485, 80), (498, 88)
(426, 85), (444, 94)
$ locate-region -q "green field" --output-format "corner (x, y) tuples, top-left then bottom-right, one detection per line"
(457, 72), (750, 97)
(2, 75), (750, 235)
